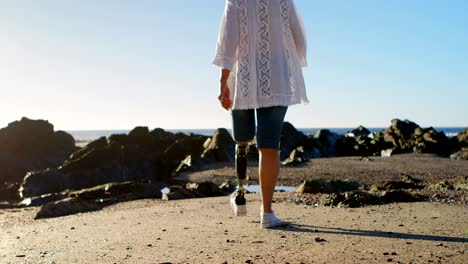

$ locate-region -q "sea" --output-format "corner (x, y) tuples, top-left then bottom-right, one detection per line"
(67, 127), (466, 147)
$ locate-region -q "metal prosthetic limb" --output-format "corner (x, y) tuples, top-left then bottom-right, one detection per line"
(234, 143), (248, 206)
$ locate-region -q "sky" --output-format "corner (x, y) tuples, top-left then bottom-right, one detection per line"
(0, 0), (467, 130)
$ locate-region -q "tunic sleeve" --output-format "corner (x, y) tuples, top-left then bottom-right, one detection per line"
(212, 0), (240, 71)
(290, 0), (308, 67)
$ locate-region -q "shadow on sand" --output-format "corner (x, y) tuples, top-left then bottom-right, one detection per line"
(277, 224), (467, 243)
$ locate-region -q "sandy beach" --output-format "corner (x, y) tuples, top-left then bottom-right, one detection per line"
(1, 154), (467, 264)
(1, 194), (466, 263)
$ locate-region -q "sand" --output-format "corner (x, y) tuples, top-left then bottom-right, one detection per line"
(1, 154), (467, 263)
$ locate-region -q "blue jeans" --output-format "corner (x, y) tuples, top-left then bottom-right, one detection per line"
(231, 106), (288, 149)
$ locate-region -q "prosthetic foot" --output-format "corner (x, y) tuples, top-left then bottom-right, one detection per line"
(230, 143), (248, 216)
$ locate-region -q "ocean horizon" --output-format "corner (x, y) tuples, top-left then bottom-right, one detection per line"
(67, 127), (466, 144)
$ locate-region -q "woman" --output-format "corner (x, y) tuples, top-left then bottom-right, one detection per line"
(213, 0), (308, 229)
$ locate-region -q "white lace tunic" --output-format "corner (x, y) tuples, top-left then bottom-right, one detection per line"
(213, 0), (309, 110)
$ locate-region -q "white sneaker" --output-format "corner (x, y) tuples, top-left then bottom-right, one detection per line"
(261, 212), (287, 229)
(230, 188), (246, 216)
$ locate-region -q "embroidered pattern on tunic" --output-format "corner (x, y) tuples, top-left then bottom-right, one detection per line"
(280, 0), (296, 95)
(238, 0), (251, 98)
(257, 0), (272, 97)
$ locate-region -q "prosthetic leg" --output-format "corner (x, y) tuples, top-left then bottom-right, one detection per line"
(230, 142), (249, 216)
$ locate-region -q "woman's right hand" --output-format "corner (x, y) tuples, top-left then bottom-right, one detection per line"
(218, 80), (233, 110)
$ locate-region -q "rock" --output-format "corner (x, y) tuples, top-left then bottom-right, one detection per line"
(341, 191), (380, 207)
(20, 127), (208, 198)
(219, 181), (237, 194)
(336, 126), (375, 157)
(280, 122), (307, 161)
(450, 148), (468, 160)
(412, 127), (449, 154)
(401, 174), (423, 185)
(453, 176), (468, 190)
(19, 169), (69, 198)
(0, 182), (20, 202)
(0, 117), (75, 201)
(68, 181), (164, 200)
(168, 135), (207, 174)
(381, 148), (394, 157)
(338, 191), (380, 208)
(128, 126), (150, 137)
(295, 179), (360, 194)
(382, 119), (420, 154)
(321, 193), (346, 206)
(314, 129), (342, 157)
(372, 181), (424, 191)
(335, 135), (357, 157)
(35, 197), (102, 219)
(175, 155), (195, 173)
(34, 181), (165, 218)
(0, 201), (17, 209)
(185, 182), (226, 197)
(314, 237), (327, 242)
(19, 192), (68, 207)
(201, 128), (235, 162)
(351, 126), (371, 139)
(161, 182), (227, 200)
(381, 190), (428, 203)
(282, 146), (309, 166)
(449, 128), (468, 154)
(370, 119), (454, 155)
(427, 180), (454, 191)
(162, 185), (198, 200)
(162, 192), (186, 201)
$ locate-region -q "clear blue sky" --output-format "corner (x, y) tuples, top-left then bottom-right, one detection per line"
(1, 0), (467, 130)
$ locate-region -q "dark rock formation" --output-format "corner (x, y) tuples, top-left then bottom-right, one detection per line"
(382, 119), (420, 153)
(35, 198), (102, 219)
(282, 146), (309, 166)
(295, 179), (360, 194)
(336, 125), (377, 157)
(20, 193), (68, 207)
(427, 180), (455, 191)
(20, 127), (208, 198)
(428, 176), (468, 191)
(185, 182), (226, 197)
(201, 128), (235, 163)
(381, 190), (428, 203)
(162, 181), (227, 200)
(313, 129), (342, 157)
(450, 149), (468, 160)
(280, 122), (307, 161)
(0, 182), (20, 202)
(371, 175), (424, 191)
(372, 181), (424, 191)
(34, 180), (165, 218)
(322, 189), (427, 207)
(412, 127), (449, 154)
(450, 128), (468, 160)
(0, 117), (75, 201)
(322, 191), (380, 208)
(68, 181), (164, 200)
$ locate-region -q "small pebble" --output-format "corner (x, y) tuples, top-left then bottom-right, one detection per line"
(314, 237), (326, 242)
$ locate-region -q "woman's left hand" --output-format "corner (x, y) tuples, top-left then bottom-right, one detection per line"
(218, 80), (233, 110)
